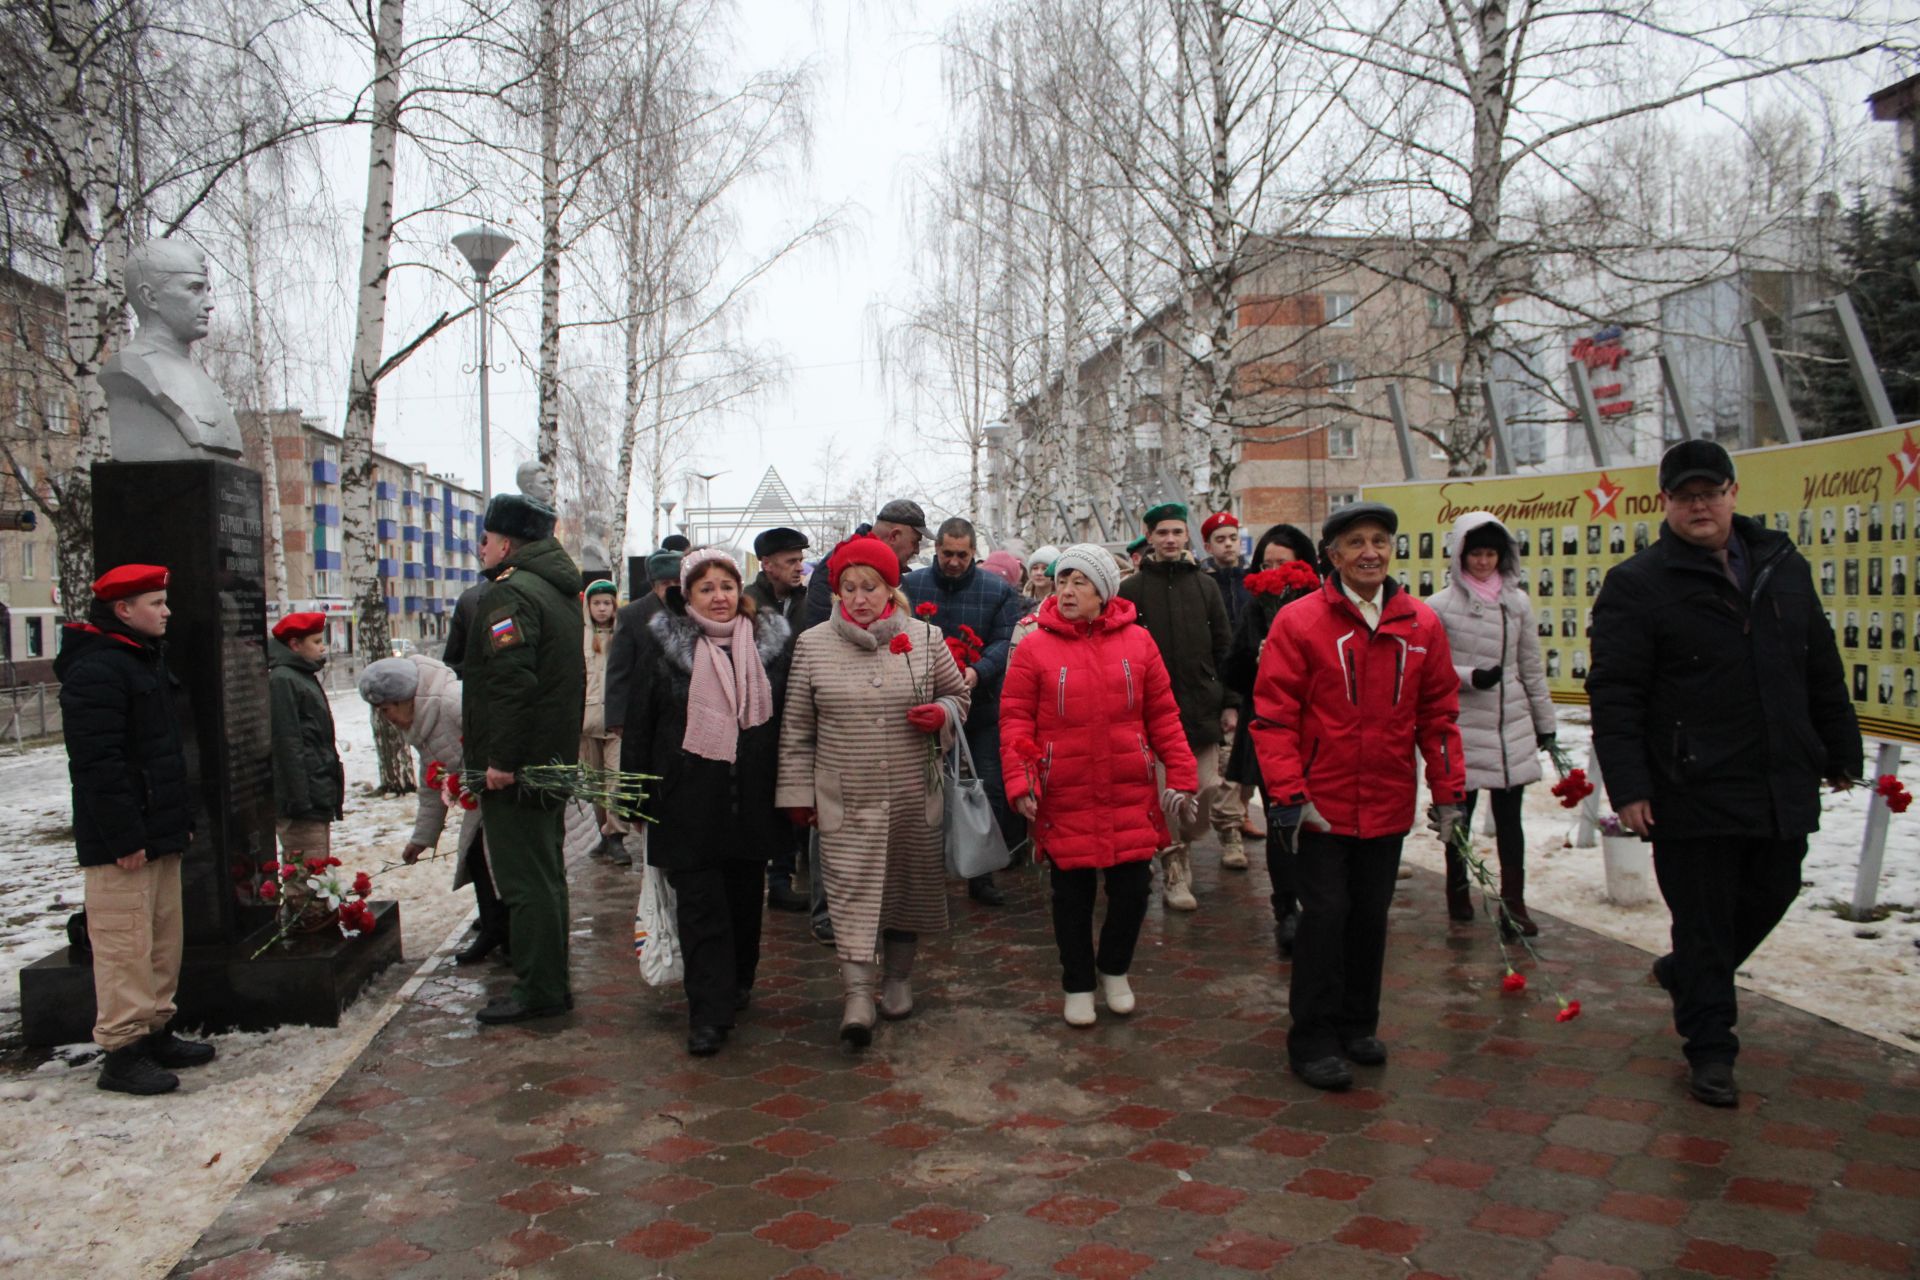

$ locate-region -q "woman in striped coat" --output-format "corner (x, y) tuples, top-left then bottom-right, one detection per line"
(776, 536), (970, 1049)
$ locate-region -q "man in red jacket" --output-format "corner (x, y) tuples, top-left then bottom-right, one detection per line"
(1250, 503), (1466, 1091)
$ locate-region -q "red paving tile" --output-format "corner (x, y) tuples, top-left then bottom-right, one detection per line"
(162, 856), (1920, 1280)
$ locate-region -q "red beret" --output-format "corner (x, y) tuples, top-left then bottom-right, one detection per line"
(827, 534), (901, 591)
(1200, 512), (1240, 539)
(92, 564), (169, 602)
(271, 611), (328, 641)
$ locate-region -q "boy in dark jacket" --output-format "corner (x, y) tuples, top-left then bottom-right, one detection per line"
(1588, 441), (1859, 1108)
(268, 612), (343, 859)
(465, 492), (586, 1024)
(56, 564), (214, 1095)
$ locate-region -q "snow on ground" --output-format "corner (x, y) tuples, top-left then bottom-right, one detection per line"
(1409, 709), (1920, 1052)
(0, 690), (601, 1279)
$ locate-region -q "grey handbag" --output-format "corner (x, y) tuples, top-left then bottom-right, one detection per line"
(944, 732), (1013, 878)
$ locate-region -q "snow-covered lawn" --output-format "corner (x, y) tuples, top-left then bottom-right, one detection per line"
(0, 690), (602, 1278)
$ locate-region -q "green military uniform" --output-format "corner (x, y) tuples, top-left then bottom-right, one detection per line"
(463, 534), (586, 1012)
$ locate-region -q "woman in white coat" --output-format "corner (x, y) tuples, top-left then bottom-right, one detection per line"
(1429, 512), (1556, 936)
(357, 654), (505, 963)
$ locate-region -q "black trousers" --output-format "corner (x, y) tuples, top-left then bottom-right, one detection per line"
(666, 861), (766, 1030)
(468, 836), (510, 943)
(1452, 786), (1528, 901)
(1263, 807), (1296, 921)
(1651, 835), (1806, 1065)
(1288, 831), (1404, 1062)
(1048, 861), (1152, 992)
(768, 824), (802, 887)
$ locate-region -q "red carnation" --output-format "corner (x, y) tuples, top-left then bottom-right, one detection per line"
(945, 637), (971, 669)
(424, 761), (445, 789)
(325, 856), (341, 868)
(914, 601), (938, 618)
(1890, 790), (1913, 814)
(1278, 560), (1319, 590)
(305, 857), (328, 875)
(1555, 1000), (1582, 1023)
(280, 863), (301, 880)
(351, 871), (374, 899)
(258, 880), (278, 902)
(458, 791), (480, 811)
(889, 633), (914, 655)
(1501, 971), (1526, 993)
(1008, 734), (1043, 764)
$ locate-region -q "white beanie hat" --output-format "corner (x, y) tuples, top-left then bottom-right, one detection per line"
(1027, 544), (1061, 570)
(1053, 543), (1120, 602)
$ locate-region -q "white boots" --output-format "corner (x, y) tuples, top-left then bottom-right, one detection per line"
(1219, 830), (1248, 869)
(1063, 991), (1096, 1026)
(1160, 847), (1198, 911)
(1064, 973), (1136, 1026)
(879, 937), (916, 1020)
(839, 961), (877, 1049)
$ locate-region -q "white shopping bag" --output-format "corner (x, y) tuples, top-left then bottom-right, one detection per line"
(634, 864), (683, 987)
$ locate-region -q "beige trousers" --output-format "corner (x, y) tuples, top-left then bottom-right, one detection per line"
(84, 855), (184, 1050)
(1212, 726), (1246, 831)
(277, 816), (332, 862)
(579, 733), (628, 835)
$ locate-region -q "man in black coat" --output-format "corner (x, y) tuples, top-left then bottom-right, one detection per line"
(599, 548), (682, 868)
(1587, 441), (1860, 1109)
(744, 527), (811, 912)
(55, 564), (214, 1095)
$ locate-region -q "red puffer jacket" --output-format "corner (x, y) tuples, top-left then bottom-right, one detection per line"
(1001, 596), (1199, 870)
(1249, 577), (1465, 839)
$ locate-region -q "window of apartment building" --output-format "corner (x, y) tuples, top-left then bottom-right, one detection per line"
(44, 394), (69, 434)
(1326, 292), (1356, 328)
(21, 540), (34, 579)
(26, 616), (44, 658)
(1429, 360), (1457, 391)
(44, 324), (65, 360)
(1328, 491), (1358, 510)
(1327, 422), (1357, 459)
(1139, 339), (1164, 369)
(1426, 292), (1452, 329)
(319, 442), (339, 467)
(1328, 361), (1356, 394)
(1512, 421), (1547, 465)
(313, 570), (338, 596)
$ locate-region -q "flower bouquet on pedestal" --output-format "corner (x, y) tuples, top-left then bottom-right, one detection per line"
(251, 856), (380, 958)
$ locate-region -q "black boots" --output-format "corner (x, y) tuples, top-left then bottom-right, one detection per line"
(97, 1043), (179, 1095)
(767, 880), (809, 912)
(967, 875), (1005, 906)
(454, 929), (509, 966)
(1444, 847), (1475, 921)
(147, 1027), (216, 1069)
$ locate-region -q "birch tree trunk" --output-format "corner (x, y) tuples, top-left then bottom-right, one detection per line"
(339, 0), (412, 794)
(239, 161), (291, 610)
(536, 0), (562, 473)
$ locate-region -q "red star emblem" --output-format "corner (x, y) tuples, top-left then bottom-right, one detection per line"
(1585, 472), (1624, 519)
(1889, 431), (1920, 495)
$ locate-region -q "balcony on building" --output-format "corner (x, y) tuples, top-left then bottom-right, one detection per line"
(402, 524), (421, 542)
(376, 518), (397, 540)
(377, 557), (399, 578)
(311, 459), (339, 486)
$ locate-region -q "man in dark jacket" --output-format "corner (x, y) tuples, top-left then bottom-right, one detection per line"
(464, 493), (586, 1024)
(599, 548), (682, 870)
(745, 527), (811, 911)
(1588, 440), (1860, 1109)
(267, 612), (343, 859)
(803, 499), (927, 629)
(56, 564), (214, 1095)
(1116, 501), (1238, 910)
(441, 579), (487, 674)
(1199, 510), (1251, 844)
(903, 516), (1030, 905)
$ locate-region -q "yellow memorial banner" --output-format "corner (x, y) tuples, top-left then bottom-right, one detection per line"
(1363, 421), (1920, 744)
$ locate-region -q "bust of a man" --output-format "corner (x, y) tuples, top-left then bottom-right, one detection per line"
(100, 239), (244, 462)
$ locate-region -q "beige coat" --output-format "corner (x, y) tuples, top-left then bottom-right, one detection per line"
(776, 608), (970, 962)
(581, 616), (615, 738)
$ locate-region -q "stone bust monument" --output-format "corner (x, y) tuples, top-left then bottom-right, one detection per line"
(100, 239), (245, 462)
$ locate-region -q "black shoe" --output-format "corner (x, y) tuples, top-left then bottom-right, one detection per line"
(1498, 901), (1540, 938)
(609, 843), (633, 868)
(1342, 1037), (1388, 1066)
(968, 876), (1005, 906)
(1688, 1061), (1738, 1108)
(97, 1044), (179, 1095)
(767, 881), (809, 913)
(1275, 912), (1298, 959)
(735, 987), (752, 1011)
(1446, 882), (1475, 922)
(811, 916), (836, 946)
(1291, 1056), (1354, 1092)
(454, 930), (507, 966)
(477, 996), (569, 1025)
(146, 1028), (215, 1070)
(1650, 953), (1675, 993)
(687, 1024), (728, 1056)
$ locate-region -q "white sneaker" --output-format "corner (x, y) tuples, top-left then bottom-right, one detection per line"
(1097, 972), (1135, 1016)
(1220, 834), (1249, 869)
(1162, 849), (1198, 911)
(1063, 991), (1096, 1027)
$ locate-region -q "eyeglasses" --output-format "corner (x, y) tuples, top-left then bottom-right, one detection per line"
(1665, 486), (1732, 510)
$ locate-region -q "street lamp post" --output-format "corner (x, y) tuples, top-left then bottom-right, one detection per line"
(452, 224), (516, 497)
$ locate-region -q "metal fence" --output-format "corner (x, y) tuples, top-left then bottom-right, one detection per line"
(1, 682), (61, 747)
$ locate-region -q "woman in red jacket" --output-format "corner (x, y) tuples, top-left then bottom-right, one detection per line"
(1250, 504), (1466, 1091)
(1002, 545), (1199, 1027)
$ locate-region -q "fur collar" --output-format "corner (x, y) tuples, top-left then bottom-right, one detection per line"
(648, 607), (790, 673)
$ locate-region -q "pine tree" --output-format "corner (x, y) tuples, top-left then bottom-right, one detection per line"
(1799, 150), (1920, 436)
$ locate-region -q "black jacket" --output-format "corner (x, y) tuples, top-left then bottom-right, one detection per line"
(442, 581), (487, 675)
(619, 608), (792, 870)
(1221, 584), (1314, 786)
(1116, 554), (1237, 747)
(1204, 560), (1250, 625)
(744, 572), (806, 638)
(462, 537), (586, 783)
(603, 591), (668, 731)
(268, 637), (344, 820)
(55, 621), (195, 866)
(1586, 515), (1860, 840)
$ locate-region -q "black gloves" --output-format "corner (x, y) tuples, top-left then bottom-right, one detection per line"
(1537, 732), (1557, 751)
(1471, 665), (1503, 690)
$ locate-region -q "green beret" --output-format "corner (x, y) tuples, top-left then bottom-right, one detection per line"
(1142, 501), (1188, 530)
(1127, 536), (1149, 555)
(584, 579), (617, 599)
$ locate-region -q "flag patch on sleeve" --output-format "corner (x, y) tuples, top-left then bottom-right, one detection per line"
(490, 616), (521, 649)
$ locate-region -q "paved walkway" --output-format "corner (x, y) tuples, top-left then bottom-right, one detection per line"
(171, 839), (1919, 1280)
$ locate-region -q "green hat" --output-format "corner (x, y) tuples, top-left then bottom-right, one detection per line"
(1143, 501), (1188, 530)
(584, 579), (617, 599)
(1127, 535), (1149, 555)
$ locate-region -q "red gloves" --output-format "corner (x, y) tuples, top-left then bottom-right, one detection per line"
(906, 703), (947, 733)
(784, 807), (818, 828)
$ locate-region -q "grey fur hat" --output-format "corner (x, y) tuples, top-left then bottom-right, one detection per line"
(357, 656), (420, 705)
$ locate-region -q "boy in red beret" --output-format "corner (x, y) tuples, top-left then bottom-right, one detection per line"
(56, 564), (213, 1094)
(268, 611), (343, 861)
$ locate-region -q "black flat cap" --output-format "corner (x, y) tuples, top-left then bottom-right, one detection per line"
(753, 526), (809, 558)
(1322, 502), (1399, 544)
(1659, 439), (1735, 491)
(875, 498), (929, 539)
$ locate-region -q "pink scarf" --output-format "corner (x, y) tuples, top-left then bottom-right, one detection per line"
(1464, 569), (1504, 605)
(682, 612), (773, 763)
